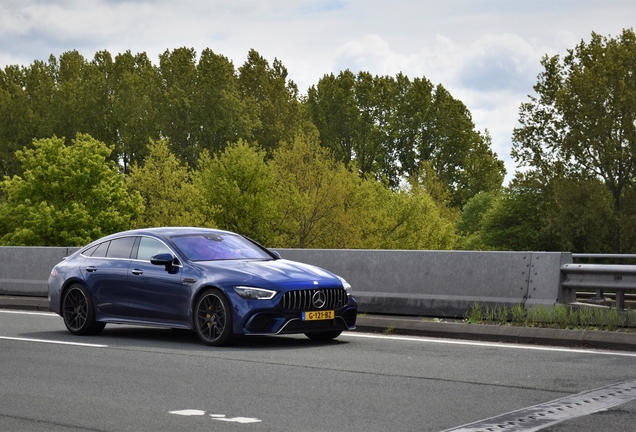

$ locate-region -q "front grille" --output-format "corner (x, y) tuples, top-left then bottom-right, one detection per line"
(281, 288), (348, 310)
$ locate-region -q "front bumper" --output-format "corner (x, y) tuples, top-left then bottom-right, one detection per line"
(242, 305), (357, 335)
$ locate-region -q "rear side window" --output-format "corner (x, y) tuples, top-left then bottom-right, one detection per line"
(106, 237), (136, 259)
(82, 244), (99, 257)
(91, 241), (110, 257)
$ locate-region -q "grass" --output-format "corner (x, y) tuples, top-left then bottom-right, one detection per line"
(383, 324), (396, 335)
(463, 302), (636, 332)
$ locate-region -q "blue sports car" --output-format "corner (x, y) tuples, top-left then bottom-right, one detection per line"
(48, 227), (357, 346)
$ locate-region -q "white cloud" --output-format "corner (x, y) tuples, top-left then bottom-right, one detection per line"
(333, 34), (417, 75)
(330, 31), (547, 181)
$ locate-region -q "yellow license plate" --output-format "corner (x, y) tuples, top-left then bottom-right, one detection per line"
(302, 310), (334, 321)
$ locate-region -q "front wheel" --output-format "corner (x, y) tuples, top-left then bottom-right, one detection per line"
(194, 289), (233, 346)
(305, 330), (342, 341)
(62, 284), (105, 335)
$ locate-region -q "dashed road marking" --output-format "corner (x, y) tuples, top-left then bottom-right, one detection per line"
(169, 409), (206, 416)
(211, 415), (262, 424)
(169, 410), (262, 424)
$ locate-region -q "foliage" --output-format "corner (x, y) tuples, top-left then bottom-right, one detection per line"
(0, 134), (142, 246)
(545, 175), (615, 253)
(513, 29), (636, 253)
(127, 138), (212, 228)
(354, 179), (456, 250)
(110, 50), (162, 172)
(238, 49), (303, 153)
(194, 140), (278, 245)
(307, 71), (506, 207)
(480, 175), (556, 251)
(455, 191), (499, 250)
(271, 132), (362, 248)
(0, 45), (507, 250)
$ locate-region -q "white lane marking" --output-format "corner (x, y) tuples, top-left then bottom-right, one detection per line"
(212, 416), (262, 424)
(342, 332), (636, 357)
(0, 336), (107, 348)
(0, 310), (57, 316)
(169, 410), (262, 423)
(169, 410), (206, 416)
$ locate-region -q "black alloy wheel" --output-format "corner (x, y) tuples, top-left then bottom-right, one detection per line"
(305, 330), (342, 341)
(195, 289), (233, 346)
(62, 284), (105, 335)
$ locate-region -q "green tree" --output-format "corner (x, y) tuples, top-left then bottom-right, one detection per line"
(546, 175), (615, 253)
(196, 49), (255, 154)
(307, 70), (397, 180)
(157, 48), (200, 166)
(194, 140), (278, 245)
(477, 173), (559, 251)
(0, 64), (35, 176)
(455, 191), (499, 250)
(127, 138), (211, 228)
(0, 134), (143, 246)
(395, 83), (505, 208)
(110, 50), (162, 172)
(355, 179), (456, 250)
(238, 49), (303, 153)
(513, 29), (636, 253)
(271, 132), (362, 248)
(308, 71), (505, 207)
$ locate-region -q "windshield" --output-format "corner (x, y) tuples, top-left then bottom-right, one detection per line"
(170, 233), (272, 261)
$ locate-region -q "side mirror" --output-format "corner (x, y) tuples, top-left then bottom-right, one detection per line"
(150, 253), (175, 271)
(271, 250), (281, 259)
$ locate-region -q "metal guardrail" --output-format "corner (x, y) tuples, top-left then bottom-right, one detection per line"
(572, 254), (636, 259)
(561, 262), (636, 309)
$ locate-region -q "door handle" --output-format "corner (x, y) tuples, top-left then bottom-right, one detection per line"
(85, 266), (97, 272)
(131, 269), (143, 276)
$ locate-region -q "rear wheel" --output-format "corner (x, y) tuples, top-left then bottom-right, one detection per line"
(305, 330), (342, 341)
(194, 289), (233, 346)
(62, 284), (105, 335)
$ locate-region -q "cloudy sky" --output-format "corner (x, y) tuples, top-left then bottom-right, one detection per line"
(1, 0), (635, 182)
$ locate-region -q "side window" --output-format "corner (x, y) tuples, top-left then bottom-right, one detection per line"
(106, 237), (136, 259)
(136, 237), (172, 261)
(82, 244), (99, 256)
(91, 241), (110, 258)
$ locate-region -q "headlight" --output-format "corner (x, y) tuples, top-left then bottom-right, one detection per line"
(337, 276), (352, 296)
(233, 286), (277, 300)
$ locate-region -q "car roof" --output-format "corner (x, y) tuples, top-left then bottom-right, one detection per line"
(91, 227), (237, 244)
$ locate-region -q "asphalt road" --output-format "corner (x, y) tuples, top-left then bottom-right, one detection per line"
(3, 310), (636, 431)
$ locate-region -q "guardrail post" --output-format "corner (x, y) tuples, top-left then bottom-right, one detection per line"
(616, 290), (625, 310)
(589, 289), (606, 305)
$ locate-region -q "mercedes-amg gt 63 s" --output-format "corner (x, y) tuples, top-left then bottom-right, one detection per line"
(48, 227), (357, 346)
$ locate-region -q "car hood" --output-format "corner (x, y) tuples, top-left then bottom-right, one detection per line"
(192, 258), (342, 289)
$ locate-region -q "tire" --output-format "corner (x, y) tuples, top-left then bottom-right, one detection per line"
(305, 330), (342, 341)
(62, 283), (105, 336)
(194, 289), (233, 346)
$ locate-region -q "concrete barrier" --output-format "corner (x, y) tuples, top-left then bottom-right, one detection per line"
(0, 247), (79, 297)
(0, 246), (573, 317)
(275, 249), (573, 317)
